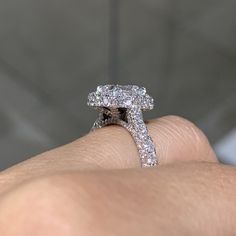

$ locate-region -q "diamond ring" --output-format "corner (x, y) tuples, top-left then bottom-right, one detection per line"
(87, 85), (158, 167)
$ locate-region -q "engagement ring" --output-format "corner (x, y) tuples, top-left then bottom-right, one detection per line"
(87, 85), (158, 167)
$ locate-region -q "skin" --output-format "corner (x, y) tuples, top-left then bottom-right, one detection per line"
(0, 115), (235, 235)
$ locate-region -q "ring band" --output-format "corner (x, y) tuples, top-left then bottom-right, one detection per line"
(87, 85), (158, 167)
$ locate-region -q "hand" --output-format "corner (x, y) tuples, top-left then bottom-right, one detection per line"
(0, 116), (235, 236)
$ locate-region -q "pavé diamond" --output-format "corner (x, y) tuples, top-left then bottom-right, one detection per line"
(88, 85), (158, 167)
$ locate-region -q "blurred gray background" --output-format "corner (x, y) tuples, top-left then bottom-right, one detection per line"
(0, 0), (235, 170)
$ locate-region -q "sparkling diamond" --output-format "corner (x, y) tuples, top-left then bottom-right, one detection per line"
(97, 85), (103, 93)
(138, 87), (146, 95)
(88, 85), (154, 110)
(103, 98), (109, 105)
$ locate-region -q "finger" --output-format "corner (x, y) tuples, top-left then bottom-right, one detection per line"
(0, 162), (234, 235)
(0, 116), (217, 193)
(147, 116), (217, 165)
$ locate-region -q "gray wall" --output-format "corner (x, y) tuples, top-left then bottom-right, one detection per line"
(0, 0), (235, 169)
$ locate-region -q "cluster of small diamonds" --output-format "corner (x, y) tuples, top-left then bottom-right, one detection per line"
(88, 85), (154, 110)
(88, 85), (158, 167)
(127, 107), (157, 167)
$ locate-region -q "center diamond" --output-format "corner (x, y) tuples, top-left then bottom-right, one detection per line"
(88, 85), (154, 110)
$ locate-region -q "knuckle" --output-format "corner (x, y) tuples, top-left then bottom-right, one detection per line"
(153, 115), (216, 161)
(161, 115), (209, 146)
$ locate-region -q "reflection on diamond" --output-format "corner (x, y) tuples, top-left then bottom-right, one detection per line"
(88, 85), (154, 110)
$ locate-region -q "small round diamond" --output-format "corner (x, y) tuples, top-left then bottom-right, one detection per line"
(97, 85), (103, 93)
(138, 87), (146, 95)
(103, 98), (109, 106)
